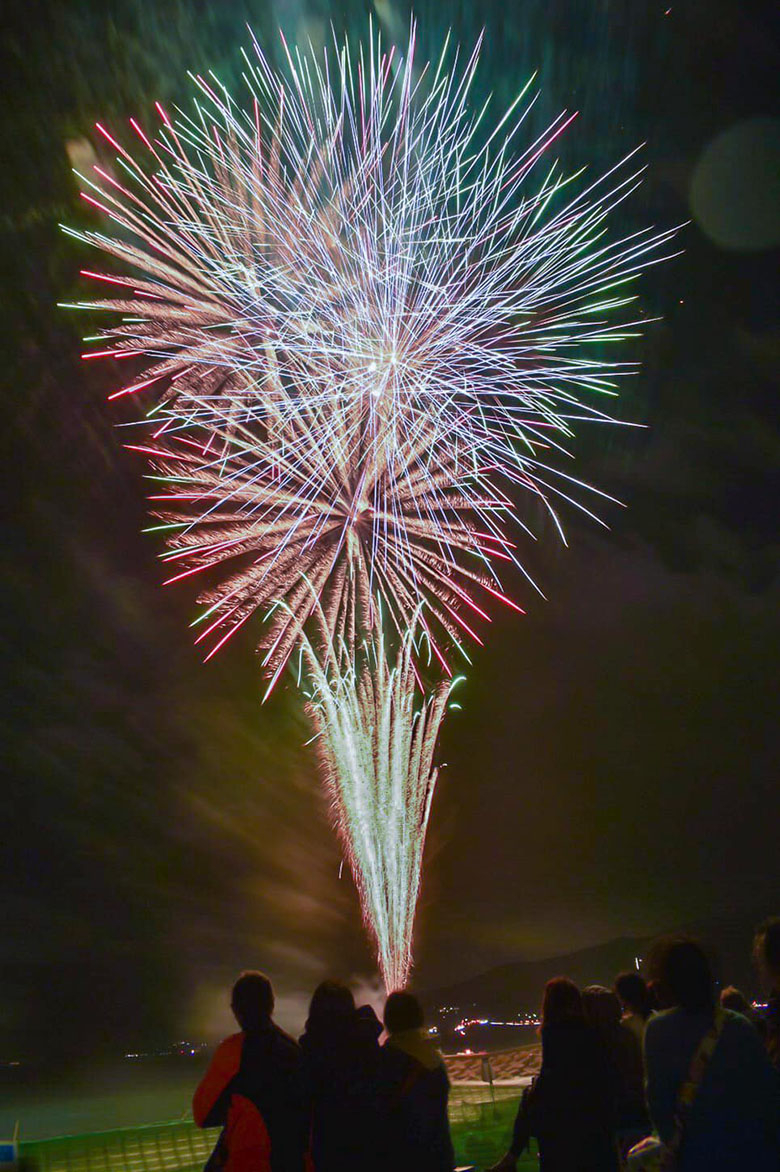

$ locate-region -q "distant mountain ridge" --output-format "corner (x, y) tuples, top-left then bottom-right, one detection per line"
(422, 909), (772, 1015)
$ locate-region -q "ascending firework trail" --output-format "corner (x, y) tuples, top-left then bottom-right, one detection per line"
(66, 23), (676, 988)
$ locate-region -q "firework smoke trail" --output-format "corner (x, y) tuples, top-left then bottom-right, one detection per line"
(302, 620), (452, 990)
(65, 23), (676, 984)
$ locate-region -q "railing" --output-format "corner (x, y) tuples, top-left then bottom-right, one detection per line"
(17, 1110), (519, 1172)
(444, 1041), (541, 1083)
(14, 1062), (534, 1172)
(20, 1120), (218, 1172)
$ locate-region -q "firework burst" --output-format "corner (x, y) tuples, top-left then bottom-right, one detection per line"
(66, 23), (676, 984)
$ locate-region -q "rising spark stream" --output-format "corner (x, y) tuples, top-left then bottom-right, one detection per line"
(66, 24), (676, 986)
(302, 620), (452, 991)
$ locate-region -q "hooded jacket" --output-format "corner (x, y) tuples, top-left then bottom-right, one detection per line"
(382, 1028), (455, 1172)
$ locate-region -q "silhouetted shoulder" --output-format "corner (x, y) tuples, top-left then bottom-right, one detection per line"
(216, 1031), (245, 1058)
(272, 1023), (302, 1052)
(719, 1007), (775, 1057)
(648, 1007), (759, 1042)
(643, 1007), (678, 1045)
(721, 1007), (756, 1032)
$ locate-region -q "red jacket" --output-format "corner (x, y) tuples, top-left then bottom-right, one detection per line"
(193, 1026), (307, 1172)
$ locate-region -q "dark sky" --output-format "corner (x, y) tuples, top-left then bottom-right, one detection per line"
(1, 0), (778, 1060)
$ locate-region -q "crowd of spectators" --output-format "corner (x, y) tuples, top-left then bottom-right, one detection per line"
(193, 977), (452, 1171)
(193, 917), (780, 1171)
(490, 917), (780, 1172)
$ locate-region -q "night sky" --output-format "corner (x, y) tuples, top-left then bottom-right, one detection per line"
(2, 0), (778, 1063)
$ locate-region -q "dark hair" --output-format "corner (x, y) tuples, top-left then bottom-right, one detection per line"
(648, 937), (714, 1013)
(582, 984), (621, 1032)
(231, 970), (274, 1030)
(754, 917), (780, 984)
(720, 985), (750, 1015)
(541, 977), (582, 1026)
(384, 990), (424, 1034)
(614, 971), (653, 1019)
(355, 1003), (382, 1042)
(305, 980), (355, 1033)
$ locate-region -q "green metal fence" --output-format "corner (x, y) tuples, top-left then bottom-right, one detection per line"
(20, 1120), (217, 1172)
(18, 1095), (535, 1172)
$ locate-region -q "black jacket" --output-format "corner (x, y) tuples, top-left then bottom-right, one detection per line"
(512, 1019), (619, 1172)
(299, 1010), (386, 1172)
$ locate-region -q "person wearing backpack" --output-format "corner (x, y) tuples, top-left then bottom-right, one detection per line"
(638, 937), (780, 1172)
(380, 991), (455, 1172)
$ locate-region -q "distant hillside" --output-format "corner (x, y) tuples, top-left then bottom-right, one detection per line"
(423, 935), (654, 1016)
(422, 909), (772, 1015)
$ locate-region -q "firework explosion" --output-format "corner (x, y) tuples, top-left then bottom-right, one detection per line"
(65, 24), (675, 986)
